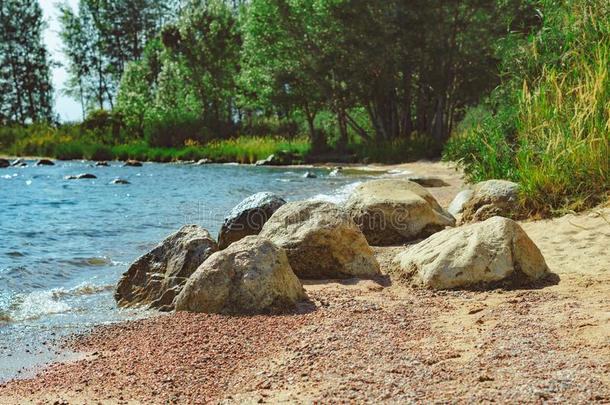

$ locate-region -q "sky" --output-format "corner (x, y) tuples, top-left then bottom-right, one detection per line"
(40, 0), (82, 122)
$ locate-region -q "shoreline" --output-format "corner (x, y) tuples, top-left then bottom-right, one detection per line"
(1, 161), (607, 403)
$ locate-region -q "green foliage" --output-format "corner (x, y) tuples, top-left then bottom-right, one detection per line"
(445, 0), (610, 214)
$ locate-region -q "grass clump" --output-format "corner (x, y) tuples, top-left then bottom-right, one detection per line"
(445, 0), (610, 215)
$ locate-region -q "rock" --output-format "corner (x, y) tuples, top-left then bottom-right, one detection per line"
(407, 175), (449, 187)
(95, 161), (109, 166)
(259, 200), (380, 279)
(115, 225), (218, 309)
(111, 178), (130, 185)
(196, 158), (212, 165)
(394, 216), (549, 289)
(0, 158), (9, 168)
(461, 180), (520, 223)
(174, 236), (305, 314)
(345, 179), (455, 246)
(255, 150), (299, 166)
(218, 192), (287, 250)
(35, 159), (55, 166)
(447, 189), (474, 216)
(11, 159), (27, 167)
(329, 167), (342, 177)
(124, 160), (142, 167)
(64, 173), (97, 180)
(303, 171), (317, 178)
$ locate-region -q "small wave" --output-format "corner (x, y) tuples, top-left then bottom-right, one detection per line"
(309, 181), (363, 204)
(8, 290), (71, 322)
(52, 282), (114, 298)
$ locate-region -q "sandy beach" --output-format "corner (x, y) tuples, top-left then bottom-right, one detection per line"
(1, 162), (608, 404)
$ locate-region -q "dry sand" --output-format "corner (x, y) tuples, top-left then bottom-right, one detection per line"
(0, 161), (608, 404)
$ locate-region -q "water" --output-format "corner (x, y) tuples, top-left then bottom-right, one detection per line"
(0, 160), (371, 381)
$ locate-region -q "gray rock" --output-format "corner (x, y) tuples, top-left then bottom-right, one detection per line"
(394, 216), (549, 289)
(461, 180), (520, 223)
(260, 200), (380, 279)
(115, 224), (218, 310)
(218, 192), (286, 250)
(345, 179), (455, 246)
(65, 173), (97, 180)
(407, 175), (449, 187)
(174, 236), (305, 314)
(35, 159), (55, 166)
(447, 189), (474, 216)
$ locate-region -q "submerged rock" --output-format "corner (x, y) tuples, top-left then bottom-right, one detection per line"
(394, 216), (549, 289)
(174, 236), (305, 314)
(460, 180), (520, 223)
(35, 159), (54, 166)
(111, 178), (130, 185)
(65, 173), (97, 180)
(218, 192), (286, 250)
(260, 200), (380, 279)
(406, 175), (449, 188)
(345, 179), (455, 246)
(115, 225), (218, 310)
(11, 159), (27, 167)
(95, 161), (109, 166)
(0, 158), (9, 168)
(124, 160), (143, 167)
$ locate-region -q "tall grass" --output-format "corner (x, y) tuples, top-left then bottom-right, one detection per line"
(445, 0), (610, 215)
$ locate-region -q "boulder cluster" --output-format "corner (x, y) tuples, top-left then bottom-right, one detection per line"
(115, 178), (549, 315)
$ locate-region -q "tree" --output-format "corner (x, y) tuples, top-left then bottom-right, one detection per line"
(0, 0), (54, 124)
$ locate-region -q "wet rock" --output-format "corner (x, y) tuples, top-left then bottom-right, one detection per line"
(218, 192), (286, 250)
(123, 160), (143, 167)
(394, 216), (549, 289)
(115, 224), (218, 310)
(196, 158), (212, 165)
(447, 189), (474, 216)
(65, 173), (97, 180)
(35, 159), (55, 166)
(0, 158), (9, 168)
(461, 180), (520, 223)
(255, 150), (299, 166)
(110, 178), (130, 185)
(260, 200), (380, 279)
(11, 159), (27, 167)
(174, 236), (305, 314)
(95, 161), (109, 167)
(303, 171), (317, 179)
(345, 179), (455, 246)
(406, 175), (449, 188)
(329, 167), (342, 177)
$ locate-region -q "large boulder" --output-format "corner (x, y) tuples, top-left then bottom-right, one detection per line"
(394, 216), (549, 289)
(345, 179), (455, 246)
(174, 236), (305, 314)
(218, 192), (286, 250)
(259, 200), (380, 279)
(460, 180), (520, 223)
(115, 225), (218, 309)
(0, 158), (9, 168)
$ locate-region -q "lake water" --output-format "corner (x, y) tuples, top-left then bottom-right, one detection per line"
(0, 160), (373, 381)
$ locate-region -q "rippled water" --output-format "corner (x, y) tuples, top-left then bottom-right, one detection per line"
(0, 159), (372, 380)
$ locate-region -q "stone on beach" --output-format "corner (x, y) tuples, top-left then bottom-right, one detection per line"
(406, 175), (449, 187)
(345, 179), (455, 246)
(259, 200), (380, 279)
(174, 236), (305, 314)
(218, 192), (286, 250)
(115, 225), (218, 310)
(460, 179), (520, 223)
(394, 216), (549, 289)
(447, 189), (474, 216)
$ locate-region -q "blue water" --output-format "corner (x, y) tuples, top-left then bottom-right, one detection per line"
(0, 160), (368, 380)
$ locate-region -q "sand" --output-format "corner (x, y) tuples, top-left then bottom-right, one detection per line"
(0, 161), (608, 404)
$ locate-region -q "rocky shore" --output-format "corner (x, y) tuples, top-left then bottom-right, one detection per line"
(1, 161), (608, 404)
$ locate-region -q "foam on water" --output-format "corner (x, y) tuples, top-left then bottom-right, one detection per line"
(310, 181), (363, 204)
(8, 290), (71, 322)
